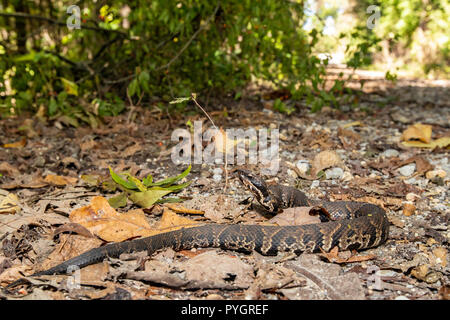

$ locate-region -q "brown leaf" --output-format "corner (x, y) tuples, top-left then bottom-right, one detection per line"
(0, 192), (20, 215)
(122, 143), (143, 157)
(401, 123), (432, 143)
(69, 196), (200, 242)
(268, 207), (321, 226)
(439, 285), (450, 300)
(0, 265), (33, 286)
(0, 162), (20, 177)
(44, 174), (78, 186)
(298, 150), (343, 180)
(39, 234), (103, 272)
(319, 247), (376, 264)
(394, 155), (433, 176)
(402, 203), (416, 216)
(337, 127), (360, 150)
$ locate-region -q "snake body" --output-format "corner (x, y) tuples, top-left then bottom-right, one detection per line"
(16, 170), (390, 278)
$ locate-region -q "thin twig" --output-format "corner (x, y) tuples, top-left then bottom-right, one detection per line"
(191, 94), (218, 130)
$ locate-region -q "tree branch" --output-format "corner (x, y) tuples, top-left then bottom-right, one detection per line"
(0, 12), (128, 37)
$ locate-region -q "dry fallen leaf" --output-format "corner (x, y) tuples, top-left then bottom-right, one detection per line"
(310, 150), (342, 177)
(402, 203), (416, 216)
(69, 196), (200, 242)
(2, 137), (27, 148)
(319, 246), (376, 264)
(44, 174), (78, 186)
(268, 207), (321, 226)
(0, 265), (33, 286)
(432, 247), (447, 267)
(401, 123), (432, 143)
(401, 136), (450, 149)
(0, 192), (20, 215)
(0, 162), (20, 177)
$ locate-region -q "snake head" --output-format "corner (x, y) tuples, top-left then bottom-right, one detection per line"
(236, 170), (279, 213)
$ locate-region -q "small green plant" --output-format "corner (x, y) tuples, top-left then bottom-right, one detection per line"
(108, 165), (192, 208)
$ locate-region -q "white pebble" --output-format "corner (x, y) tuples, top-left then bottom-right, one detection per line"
(325, 167), (344, 180)
(296, 160), (310, 174)
(212, 174), (222, 182)
(382, 149), (399, 158)
(398, 163), (416, 177)
(212, 167), (223, 175)
(311, 180), (320, 188)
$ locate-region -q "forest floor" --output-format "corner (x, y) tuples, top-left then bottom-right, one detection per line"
(0, 68), (449, 300)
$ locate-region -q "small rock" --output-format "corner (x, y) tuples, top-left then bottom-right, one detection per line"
(405, 193), (420, 201)
(212, 174), (222, 182)
(287, 169), (297, 178)
(425, 169), (446, 179)
(295, 160), (310, 174)
(325, 167), (344, 180)
(382, 149), (399, 158)
(311, 180), (320, 188)
(33, 156), (46, 168)
(342, 171), (353, 182)
(398, 163), (416, 176)
(212, 167), (223, 175)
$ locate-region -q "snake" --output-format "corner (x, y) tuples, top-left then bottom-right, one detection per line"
(6, 169), (389, 287)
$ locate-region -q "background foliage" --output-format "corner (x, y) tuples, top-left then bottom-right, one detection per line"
(0, 0), (448, 123)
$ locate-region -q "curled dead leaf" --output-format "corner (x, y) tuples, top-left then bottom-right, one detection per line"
(401, 123), (432, 143)
(0, 192), (20, 215)
(310, 150), (342, 177)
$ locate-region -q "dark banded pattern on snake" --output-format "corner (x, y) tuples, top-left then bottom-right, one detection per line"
(12, 170), (390, 278)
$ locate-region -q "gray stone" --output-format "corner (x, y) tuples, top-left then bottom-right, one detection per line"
(398, 163), (416, 176)
(325, 167), (344, 180)
(382, 149), (399, 158)
(295, 160), (310, 174)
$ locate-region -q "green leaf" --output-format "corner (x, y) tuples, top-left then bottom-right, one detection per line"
(169, 97), (191, 104)
(109, 167), (137, 189)
(128, 78), (138, 97)
(151, 165), (191, 186)
(142, 174), (153, 187)
(129, 188), (173, 207)
(60, 77), (78, 96)
(81, 174), (101, 187)
(162, 180), (192, 192)
(108, 192), (128, 208)
(125, 174), (147, 192)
